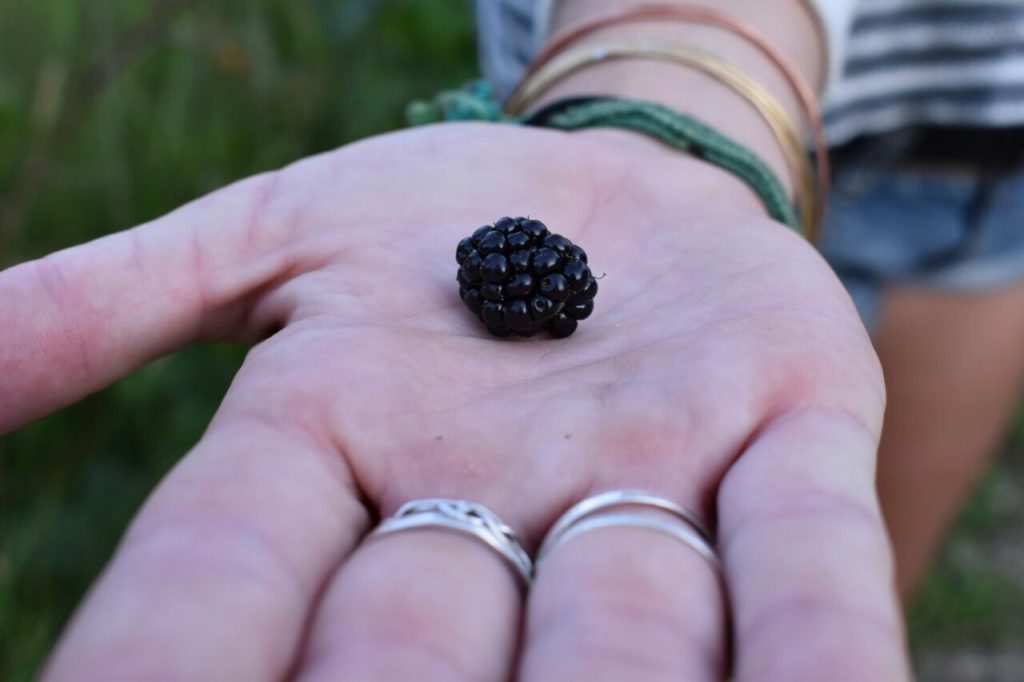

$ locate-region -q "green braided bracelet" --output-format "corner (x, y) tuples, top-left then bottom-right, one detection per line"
(523, 96), (799, 231)
(408, 81), (801, 234)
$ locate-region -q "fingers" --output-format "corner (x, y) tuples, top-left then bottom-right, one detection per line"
(41, 357), (365, 682)
(0, 170), (305, 433)
(294, 525), (523, 682)
(717, 409), (911, 681)
(519, 504), (727, 681)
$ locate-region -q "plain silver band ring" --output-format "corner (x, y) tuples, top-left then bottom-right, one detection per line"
(370, 499), (533, 585)
(537, 489), (716, 566)
(547, 511), (720, 568)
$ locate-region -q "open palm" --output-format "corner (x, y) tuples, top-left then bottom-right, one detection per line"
(3, 123), (908, 681)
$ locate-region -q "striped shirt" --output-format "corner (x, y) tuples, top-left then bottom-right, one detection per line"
(476, 0), (1024, 146)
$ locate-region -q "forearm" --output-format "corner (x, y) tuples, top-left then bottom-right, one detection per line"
(538, 0), (824, 195)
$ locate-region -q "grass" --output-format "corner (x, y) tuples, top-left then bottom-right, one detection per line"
(908, 417), (1024, 655)
(0, 2), (474, 679)
(1, 1), (1022, 680)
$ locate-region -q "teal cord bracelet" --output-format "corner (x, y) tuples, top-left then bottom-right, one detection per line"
(408, 81), (802, 234)
(406, 80), (511, 125)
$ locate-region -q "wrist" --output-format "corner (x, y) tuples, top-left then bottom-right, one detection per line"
(533, 0), (824, 195)
(569, 126), (776, 224)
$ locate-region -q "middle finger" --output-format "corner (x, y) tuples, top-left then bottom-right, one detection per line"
(294, 502), (524, 682)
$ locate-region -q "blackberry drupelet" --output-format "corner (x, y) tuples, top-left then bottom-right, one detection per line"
(456, 217), (597, 338)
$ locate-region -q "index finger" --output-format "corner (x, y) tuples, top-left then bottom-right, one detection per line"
(717, 408), (911, 680)
(0, 170), (299, 432)
(41, 335), (367, 682)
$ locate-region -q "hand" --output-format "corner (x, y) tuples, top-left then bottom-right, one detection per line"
(3, 123), (908, 681)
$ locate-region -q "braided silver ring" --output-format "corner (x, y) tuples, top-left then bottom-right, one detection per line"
(370, 499), (532, 585)
(536, 490), (718, 568)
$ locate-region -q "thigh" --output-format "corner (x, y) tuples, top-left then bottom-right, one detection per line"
(821, 143), (1024, 600)
(873, 281), (1024, 601)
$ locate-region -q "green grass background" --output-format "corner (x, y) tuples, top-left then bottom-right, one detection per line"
(0, 2), (1021, 680)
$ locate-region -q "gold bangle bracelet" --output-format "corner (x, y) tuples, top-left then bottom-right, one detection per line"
(538, 0), (831, 97)
(506, 41), (817, 240)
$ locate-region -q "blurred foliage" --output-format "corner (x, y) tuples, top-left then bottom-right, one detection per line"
(0, 1), (474, 679)
(2, 1), (1024, 680)
(908, 426), (1024, 652)
(911, 561), (1024, 648)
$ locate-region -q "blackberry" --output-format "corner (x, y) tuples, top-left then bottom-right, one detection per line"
(456, 217), (597, 338)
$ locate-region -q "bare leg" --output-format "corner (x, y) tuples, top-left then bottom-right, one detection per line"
(873, 281), (1024, 602)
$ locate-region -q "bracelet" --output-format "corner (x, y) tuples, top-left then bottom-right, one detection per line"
(524, 95), (800, 233)
(505, 41), (816, 241)
(406, 82), (804, 235)
(533, 1), (829, 96)
(523, 4), (829, 236)
(792, 0), (832, 95)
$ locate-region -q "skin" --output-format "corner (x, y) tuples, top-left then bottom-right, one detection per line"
(550, 0), (825, 196)
(1, 123), (910, 680)
(551, 0), (1024, 602)
(874, 282), (1024, 600)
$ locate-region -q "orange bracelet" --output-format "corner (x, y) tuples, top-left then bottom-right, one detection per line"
(517, 4), (830, 235)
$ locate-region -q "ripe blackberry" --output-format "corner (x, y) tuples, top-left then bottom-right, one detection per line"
(456, 217), (597, 338)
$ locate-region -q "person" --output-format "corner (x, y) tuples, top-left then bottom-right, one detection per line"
(483, 0), (1024, 602)
(0, 1), (921, 680)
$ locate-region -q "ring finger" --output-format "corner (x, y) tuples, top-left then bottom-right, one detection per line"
(519, 490), (727, 682)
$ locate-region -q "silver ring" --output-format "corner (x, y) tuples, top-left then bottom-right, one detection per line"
(548, 511), (719, 567)
(370, 499), (532, 585)
(536, 490), (717, 567)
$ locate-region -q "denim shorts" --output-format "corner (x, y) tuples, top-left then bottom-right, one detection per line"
(819, 133), (1024, 333)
